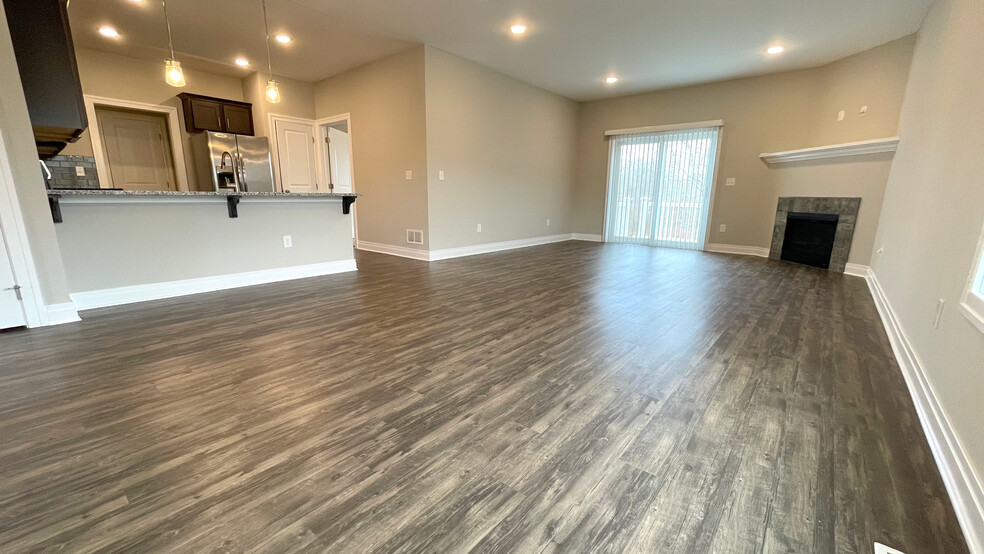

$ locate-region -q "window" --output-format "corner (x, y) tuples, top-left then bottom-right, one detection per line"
(603, 123), (722, 250)
(960, 240), (984, 333)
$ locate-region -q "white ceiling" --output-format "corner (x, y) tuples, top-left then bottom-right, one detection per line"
(69, 0), (932, 101)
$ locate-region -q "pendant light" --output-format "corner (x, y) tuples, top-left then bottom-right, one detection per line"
(261, 0), (281, 103)
(161, 0), (185, 87)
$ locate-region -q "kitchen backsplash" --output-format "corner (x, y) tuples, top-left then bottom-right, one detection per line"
(44, 155), (99, 189)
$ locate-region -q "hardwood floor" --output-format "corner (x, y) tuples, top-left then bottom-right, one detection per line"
(0, 242), (969, 553)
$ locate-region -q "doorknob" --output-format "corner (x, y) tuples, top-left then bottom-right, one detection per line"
(4, 284), (22, 300)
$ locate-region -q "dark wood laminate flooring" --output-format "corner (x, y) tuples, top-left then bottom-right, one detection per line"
(0, 243), (969, 553)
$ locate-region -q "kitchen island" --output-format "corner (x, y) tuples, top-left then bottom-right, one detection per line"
(48, 189), (360, 310)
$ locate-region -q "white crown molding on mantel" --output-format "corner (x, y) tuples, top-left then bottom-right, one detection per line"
(760, 137), (900, 164)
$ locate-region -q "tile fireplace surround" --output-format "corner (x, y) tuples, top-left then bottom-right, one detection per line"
(769, 197), (861, 273)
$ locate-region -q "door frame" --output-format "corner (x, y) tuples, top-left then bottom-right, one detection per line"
(316, 113), (357, 244)
(268, 113), (319, 193)
(0, 124), (46, 327)
(85, 95), (189, 191)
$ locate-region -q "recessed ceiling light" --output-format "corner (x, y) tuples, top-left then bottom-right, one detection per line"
(235, 58), (250, 67)
(98, 26), (119, 38)
(606, 76), (619, 84)
(275, 34), (291, 44)
(767, 45), (784, 55)
(510, 24), (527, 35)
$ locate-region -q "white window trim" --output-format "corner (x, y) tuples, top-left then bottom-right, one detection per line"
(604, 119), (724, 137)
(959, 226), (984, 334)
(84, 95), (190, 191)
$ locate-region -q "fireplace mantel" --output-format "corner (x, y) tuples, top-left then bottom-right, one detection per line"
(760, 137), (900, 164)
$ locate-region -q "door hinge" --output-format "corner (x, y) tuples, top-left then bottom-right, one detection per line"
(5, 284), (22, 300)
(325, 137), (331, 144)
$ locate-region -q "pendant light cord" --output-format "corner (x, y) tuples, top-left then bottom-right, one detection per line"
(162, 0), (176, 60)
(262, 0), (275, 79)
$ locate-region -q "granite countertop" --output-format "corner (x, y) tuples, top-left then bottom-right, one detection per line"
(48, 189), (360, 198)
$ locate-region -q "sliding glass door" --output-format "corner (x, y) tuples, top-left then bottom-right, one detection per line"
(603, 125), (721, 250)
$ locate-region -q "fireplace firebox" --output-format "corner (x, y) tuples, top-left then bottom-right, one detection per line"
(769, 197), (860, 273)
(780, 212), (840, 269)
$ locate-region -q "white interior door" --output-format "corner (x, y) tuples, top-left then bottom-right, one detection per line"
(275, 120), (318, 193)
(97, 107), (177, 191)
(0, 228), (27, 329)
(326, 127), (353, 193)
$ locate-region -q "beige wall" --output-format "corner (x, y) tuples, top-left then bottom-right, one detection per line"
(64, 48), (247, 190)
(314, 46), (429, 250)
(423, 46), (578, 250)
(55, 200), (354, 292)
(243, 71), (316, 141)
(0, 6), (71, 305)
(871, 0), (984, 507)
(574, 37), (915, 265)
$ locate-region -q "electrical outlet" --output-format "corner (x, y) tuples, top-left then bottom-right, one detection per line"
(874, 542), (906, 554)
(547, 218), (551, 226)
(725, 178), (736, 187)
(837, 110), (845, 121)
(283, 235), (292, 248)
(439, 170), (445, 181)
(934, 299), (945, 329)
(405, 170), (413, 181)
(719, 224), (726, 233)
(477, 223), (482, 233)
(75, 166), (85, 177)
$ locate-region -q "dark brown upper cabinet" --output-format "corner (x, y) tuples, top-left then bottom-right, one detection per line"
(177, 93), (254, 136)
(4, 0), (87, 158)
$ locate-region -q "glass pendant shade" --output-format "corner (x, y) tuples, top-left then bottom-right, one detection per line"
(164, 59), (186, 87)
(265, 79), (282, 103)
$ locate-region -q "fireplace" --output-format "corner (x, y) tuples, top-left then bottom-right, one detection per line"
(769, 197), (861, 273)
(780, 212), (839, 269)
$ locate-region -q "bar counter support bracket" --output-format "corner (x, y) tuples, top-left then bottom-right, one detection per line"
(49, 194), (62, 223)
(227, 195), (240, 218)
(342, 196), (356, 215)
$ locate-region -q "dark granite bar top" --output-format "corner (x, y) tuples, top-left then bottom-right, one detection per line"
(48, 189), (359, 199)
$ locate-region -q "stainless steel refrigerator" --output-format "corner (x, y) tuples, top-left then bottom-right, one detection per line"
(191, 131), (275, 193)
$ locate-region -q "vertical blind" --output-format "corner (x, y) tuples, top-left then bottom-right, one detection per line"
(603, 125), (721, 250)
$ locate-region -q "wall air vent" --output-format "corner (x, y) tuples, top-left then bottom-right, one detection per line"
(406, 229), (424, 245)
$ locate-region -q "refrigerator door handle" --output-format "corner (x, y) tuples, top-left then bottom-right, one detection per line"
(237, 152), (248, 192)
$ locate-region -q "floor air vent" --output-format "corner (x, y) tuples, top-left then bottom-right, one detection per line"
(406, 229), (423, 245)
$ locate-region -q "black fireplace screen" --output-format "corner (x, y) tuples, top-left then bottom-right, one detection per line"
(780, 212), (839, 269)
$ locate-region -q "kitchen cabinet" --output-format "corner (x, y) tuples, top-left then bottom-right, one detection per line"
(3, 0), (87, 158)
(177, 93), (254, 135)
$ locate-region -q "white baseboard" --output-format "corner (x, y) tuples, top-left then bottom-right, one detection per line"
(705, 243), (771, 258)
(571, 233), (603, 242)
(359, 234), (586, 262)
(356, 241), (430, 261)
(844, 263), (871, 278)
(865, 271), (984, 554)
(44, 302), (81, 325)
(71, 259), (358, 310)
(429, 234), (572, 261)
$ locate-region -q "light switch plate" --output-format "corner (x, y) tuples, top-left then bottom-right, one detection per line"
(405, 170), (413, 180)
(75, 166), (85, 177)
(477, 224), (482, 233)
(439, 170), (445, 181)
(283, 235), (292, 248)
(719, 224), (726, 233)
(837, 110), (846, 121)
